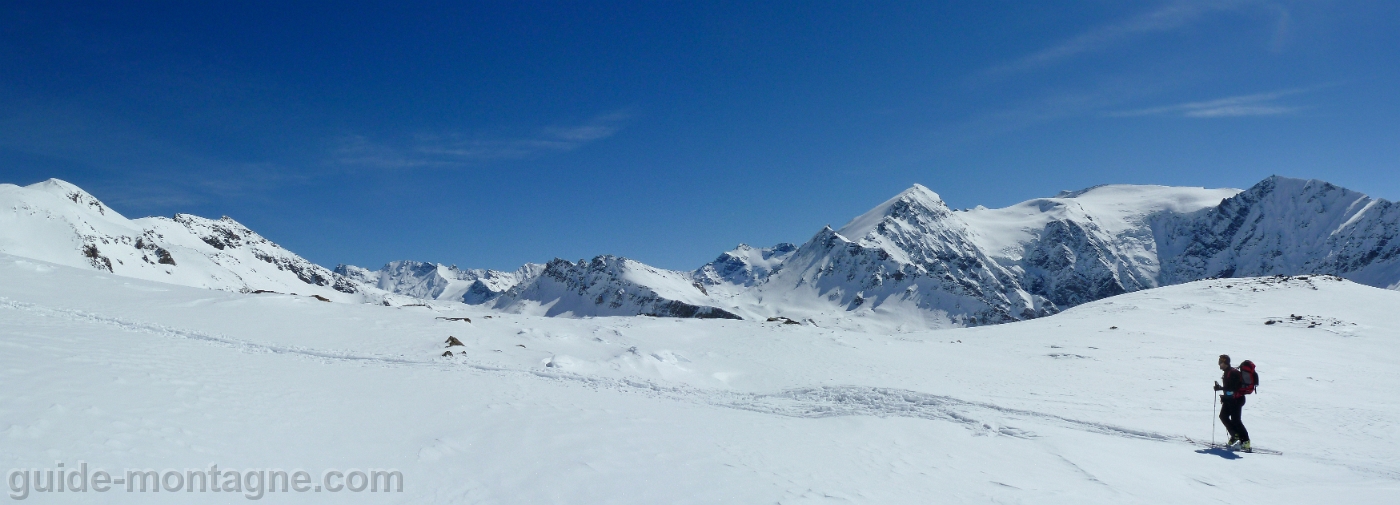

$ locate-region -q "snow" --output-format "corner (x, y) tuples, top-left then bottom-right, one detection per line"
(616, 259), (709, 304)
(0, 179), (371, 303)
(3, 254), (1397, 503)
(1155, 176), (1400, 289)
(837, 183), (947, 240)
(357, 261), (545, 304)
(492, 257), (732, 319)
(694, 243), (797, 289)
(960, 184), (1240, 258)
(716, 182), (1251, 331)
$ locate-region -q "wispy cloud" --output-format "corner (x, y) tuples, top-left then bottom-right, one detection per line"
(1106, 87), (1314, 118)
(982, 0), (1253, 78)
(334, 112), (631, 169)
(919, 75), (1180, 150)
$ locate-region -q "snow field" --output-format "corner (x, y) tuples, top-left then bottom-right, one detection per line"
(2, 255), (1398, 503)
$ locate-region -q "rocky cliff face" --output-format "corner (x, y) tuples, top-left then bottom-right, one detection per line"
(1019, 218), (1142, 308)
(1155, 176), (1400, 289)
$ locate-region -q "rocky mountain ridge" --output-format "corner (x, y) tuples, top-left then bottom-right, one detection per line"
(6, 175), (1399, 329)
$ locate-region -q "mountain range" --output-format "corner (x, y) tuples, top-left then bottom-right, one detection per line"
(3, 175), (1397, 329)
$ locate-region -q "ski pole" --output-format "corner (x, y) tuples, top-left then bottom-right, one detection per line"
(1212, 390), (1217, 445)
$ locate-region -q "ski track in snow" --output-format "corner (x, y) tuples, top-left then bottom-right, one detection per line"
(11, 294), (1386, 481)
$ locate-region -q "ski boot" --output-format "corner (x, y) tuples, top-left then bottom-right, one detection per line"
(1241, 441), (1252, 453)
(1226, 435), (1239, 447)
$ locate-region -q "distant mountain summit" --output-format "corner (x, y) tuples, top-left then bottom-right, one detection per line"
(754, 183), (1040, 326)
(333, 260), (544, 304)
(6, 175), (1400, 329)
(736, 182), (1242, 326)
(694, 243), (797, 288)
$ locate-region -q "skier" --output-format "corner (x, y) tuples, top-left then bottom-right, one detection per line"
(1213, 354), (1251, 452)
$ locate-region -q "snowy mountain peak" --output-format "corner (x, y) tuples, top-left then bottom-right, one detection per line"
(27, 177), (94, 197)
(898, 183), (942, 203)
(837, 184), (950, 240)
(23, 178), (120, 219)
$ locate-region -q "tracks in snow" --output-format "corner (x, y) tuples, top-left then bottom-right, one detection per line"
(0, 297), (1255, 450)
(737, 386), (1174, 442)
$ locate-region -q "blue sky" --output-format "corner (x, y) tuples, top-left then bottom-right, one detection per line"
(2, 1), (1397, 271)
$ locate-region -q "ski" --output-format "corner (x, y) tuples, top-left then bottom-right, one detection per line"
(1185, 437), (1282, 455)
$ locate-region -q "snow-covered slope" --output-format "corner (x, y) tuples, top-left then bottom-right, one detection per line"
(966, 183), (1243, 304)
(0, 179), (370, 302)
(3, 254), (1397, 503)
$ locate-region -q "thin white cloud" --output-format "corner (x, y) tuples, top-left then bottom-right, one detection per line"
(334, 111), (631, 169)
(1183, 104), (1297, 117)
(982, 0), (1253, 78)
(1107, 87), (1312, 118)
